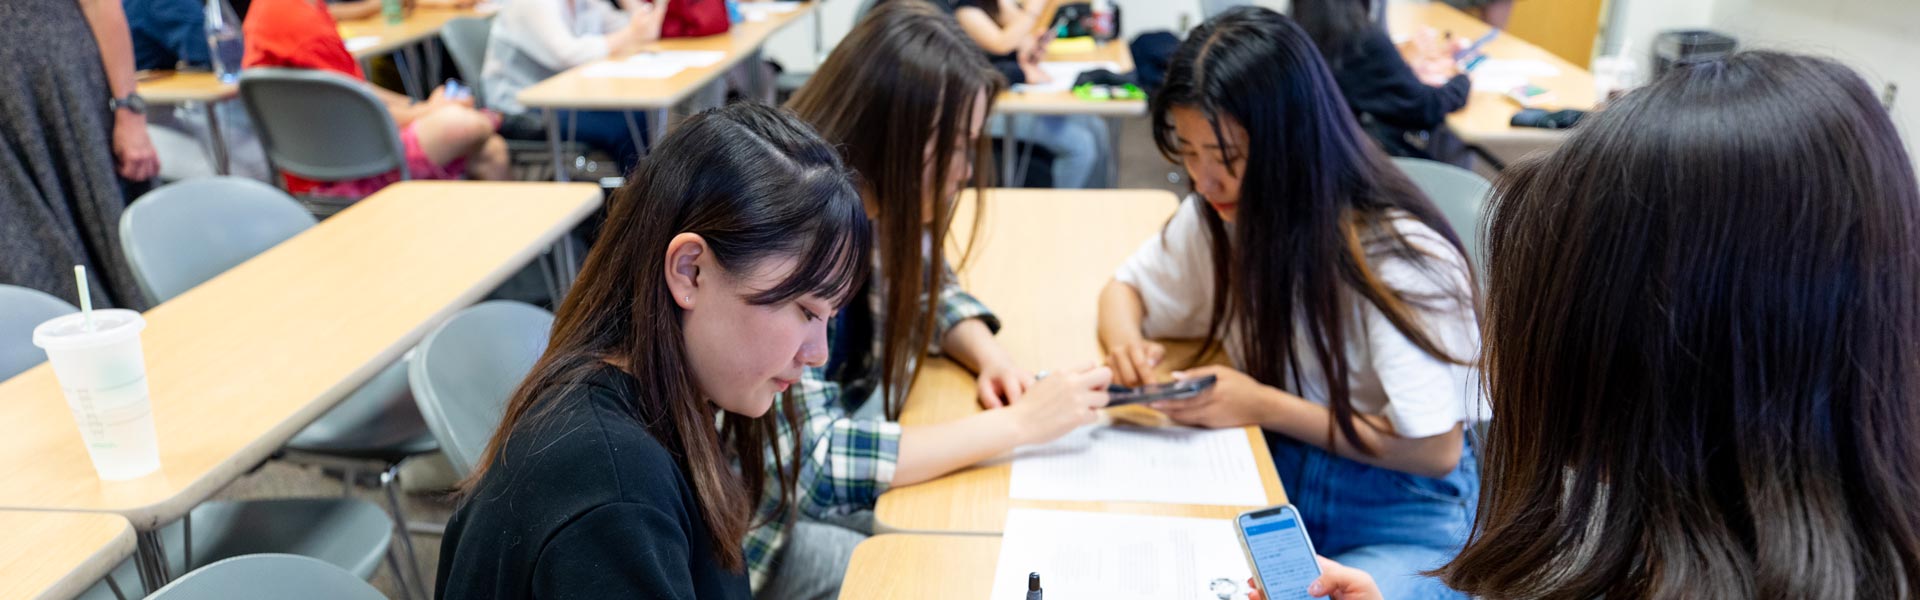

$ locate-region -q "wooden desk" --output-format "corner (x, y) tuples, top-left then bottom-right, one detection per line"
(841, 534), (1001, 600)
(0, 181), (598, 582)
(1387, 1), (1597, 144)
(0, 511), (136, 600)
(516, 2), (814, 179)
(874, 189), (1287, 534)
(335, 7), (478, 61)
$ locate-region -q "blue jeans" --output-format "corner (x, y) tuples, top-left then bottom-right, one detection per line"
(558, 110), (646, 173)
(992, 114), (1110, 188)
(1269, 432), (1478, 599)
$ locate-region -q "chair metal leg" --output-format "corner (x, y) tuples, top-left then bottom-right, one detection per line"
(382, 543), (417, 600)
(134, 528), (171, 592)
(105, 572), (130, 600)
(182, 512), (193, 572)
(382, 464), (431, 600)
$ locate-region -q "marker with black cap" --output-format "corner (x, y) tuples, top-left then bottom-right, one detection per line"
(1027, 572), (1043, 600)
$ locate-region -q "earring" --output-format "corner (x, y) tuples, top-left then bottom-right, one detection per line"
(684, 295), (691, 302)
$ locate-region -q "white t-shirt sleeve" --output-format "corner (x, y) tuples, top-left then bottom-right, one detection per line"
(500, 0), (613, 70)
(1114, 198), (1217, 340)
(1365, 220), (1484, 438)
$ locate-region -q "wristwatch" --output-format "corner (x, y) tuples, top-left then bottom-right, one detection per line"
(108, 92), (148, 116)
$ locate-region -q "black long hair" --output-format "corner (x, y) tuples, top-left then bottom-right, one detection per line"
(462, 103), (870, 571)
(1291, 0), (1376, 68)
(1445, 51), (1920, 599)
(1152, 6), (1474, 454)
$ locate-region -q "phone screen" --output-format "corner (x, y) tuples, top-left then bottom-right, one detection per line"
(1239, 506), (1321, 600)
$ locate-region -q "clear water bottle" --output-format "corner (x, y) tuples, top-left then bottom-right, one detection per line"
(1090, 0), (1116, 44)
(383, 0), (403, 24)
(204, 0), (244, 83)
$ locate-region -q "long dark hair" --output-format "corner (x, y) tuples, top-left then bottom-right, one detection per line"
(459, 104), (870, 571)
(1291, 0), (1375, 68)
(787, 0), (1003, 418)
(1152, 6), (1473, 455)
(1444, 52), (1920, 598)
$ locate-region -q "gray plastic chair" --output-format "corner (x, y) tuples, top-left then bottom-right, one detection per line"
(439, 16), (494, 109)
(148, 554), (386, 600)
(120, 177), (436, 598)
(238, 68), (408, 215)
(409, 301), (554, 476)
(79, 499), (396, 600)
(0, 285), (76, 381)
(1392, 157), (1494, 270)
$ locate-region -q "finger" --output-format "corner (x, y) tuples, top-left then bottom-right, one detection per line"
(1128, 346), (1154, 380)
(1145, 342), (1166, 366)
(1248, 578), (1265, 600)
(1071, 365), (1113, 390)
(1108, 352), (1139, 387)
(1002, 375), (1026, 405)
(977, 379), (1004, 409)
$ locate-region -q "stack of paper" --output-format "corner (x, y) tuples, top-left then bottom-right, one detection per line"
(344, 36), (381, 53)
(1016, 61), (1124, 93)
(582, 61), (685, 79)
(636, 51), (727, 69)
(990, 509), (1254, 600)
(1009, 424), (1268, 506)
(1471, 59), (1560, 92)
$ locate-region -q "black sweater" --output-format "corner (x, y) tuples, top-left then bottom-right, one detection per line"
(1329, 29), (1472, 132)
(436, 366), (751, 600)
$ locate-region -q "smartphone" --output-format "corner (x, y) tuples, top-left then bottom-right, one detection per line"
(1236, 505), (1322, 600)
(444, 78), (472, 102)
(1106, 375), (1216, 407)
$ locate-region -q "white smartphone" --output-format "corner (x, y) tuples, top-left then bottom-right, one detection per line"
(1235, 504), (1322, 600)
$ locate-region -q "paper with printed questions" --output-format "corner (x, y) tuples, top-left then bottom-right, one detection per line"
(991, 509), (1256, 600)
(1008, 424), (1268, 506)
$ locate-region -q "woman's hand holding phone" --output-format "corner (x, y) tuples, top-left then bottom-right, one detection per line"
(1246, 557), (1383, 600)
(1104, 338), (1166, 387)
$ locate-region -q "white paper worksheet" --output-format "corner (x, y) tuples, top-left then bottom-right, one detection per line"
(1008, 424), (1268, 506)
(1016, 61), (1124, 93)
(990, 509), (1256, 600)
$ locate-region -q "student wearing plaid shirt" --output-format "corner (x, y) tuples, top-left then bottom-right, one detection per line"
(757, 2), (1114, 599)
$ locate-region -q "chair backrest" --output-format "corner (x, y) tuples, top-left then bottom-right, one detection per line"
(409, 301), (555, 476)
(0, 285), (78, 382)
(238, 67), (408, 184)
(120, 176), (319, 304)
(1392, 157), (1493, 270)
(149, 554), (385, 600)
(440, 16), (495, 109)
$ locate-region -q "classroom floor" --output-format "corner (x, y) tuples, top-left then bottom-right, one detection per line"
(210, 116), (1185, 599)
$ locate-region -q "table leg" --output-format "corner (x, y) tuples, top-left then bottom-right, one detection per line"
(623, 110), (645, 161)
(1106, 115), (1123, 188)
(134, 528), (171, 592)
(1000, 114), (1018, 187)
(545, 110), (568, 183)
(203, 101), (232, 176)
(747, 49), (772, 104)
(397, 46), (425, 101)
(649, 108), (669, 151)
(425, 38), (443, 89)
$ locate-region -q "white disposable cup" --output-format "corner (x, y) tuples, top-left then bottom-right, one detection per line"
(32, 309), (161, 480)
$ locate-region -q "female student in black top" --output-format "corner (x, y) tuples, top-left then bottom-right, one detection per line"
(435, 103), (872, 598)
(1293, 0), (1469, 156)
(1284, 51), (1920, 600)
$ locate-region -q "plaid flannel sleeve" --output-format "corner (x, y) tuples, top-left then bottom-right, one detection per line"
(744, 365), (903, 588)
(932, 262), (1000, 341)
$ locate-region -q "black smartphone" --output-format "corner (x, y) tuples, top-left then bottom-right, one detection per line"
(1105, 375), (1216, 407)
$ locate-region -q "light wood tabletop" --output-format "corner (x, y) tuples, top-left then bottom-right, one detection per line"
(335, 7), (483, 60)
(0, 511), (135, 600)
(874, 189), (1288, 534)
(138, 71), (238, 105)
(516, 2), (815, 111)
(841, 534), (1002, 600)
(996, 41), (1145, 117)
(1387, 1), (1597, 142)
(0, 181), (599, 529)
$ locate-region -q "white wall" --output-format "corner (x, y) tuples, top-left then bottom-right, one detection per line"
(1603, 0), (1918, 170)
(761, 0), (1207, 74)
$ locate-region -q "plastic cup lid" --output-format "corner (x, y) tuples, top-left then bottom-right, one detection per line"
(32, 309), (146, 350)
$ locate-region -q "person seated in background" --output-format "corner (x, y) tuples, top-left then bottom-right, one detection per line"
(484, 0), (666, 171)
(124, 0), (274, 182)
(243, 0), (509, 196)
(948, 0), (1113, 188)
(1293, 0), (1471, 160)
(125, 0), (211, 72)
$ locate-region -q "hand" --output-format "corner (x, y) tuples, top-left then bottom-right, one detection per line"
(975, 360), (1035, 409)
(1103, 339), (1165, 387)
(1007, 365), (1111, 445)
(1149, 365), (1275, 429)
(628, 1), (666, 44)
(1246, 557), (1383, 600)
(111, 110), (160, 181)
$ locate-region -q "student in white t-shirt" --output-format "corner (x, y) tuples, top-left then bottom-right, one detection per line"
(1094, 8), (1481, 598)
(482, 0), (664, 169)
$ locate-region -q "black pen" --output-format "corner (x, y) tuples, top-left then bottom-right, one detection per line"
(1027, 572), (1043, 600)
